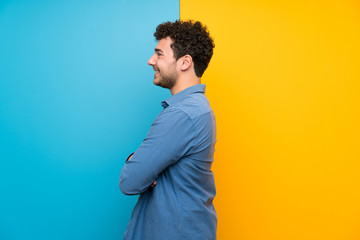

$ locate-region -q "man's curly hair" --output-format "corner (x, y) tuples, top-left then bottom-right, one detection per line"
(154, 20), (215, 78)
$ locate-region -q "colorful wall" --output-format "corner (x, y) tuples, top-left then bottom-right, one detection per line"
(0, 1), (177, 239)
(181, 0), (360, 239)
(1, 0), (359, 239)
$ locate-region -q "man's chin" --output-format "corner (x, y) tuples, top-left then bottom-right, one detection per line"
(153, 78), (161, 86)
(154, 81), (170, 89)
(153, 77), (175, 89)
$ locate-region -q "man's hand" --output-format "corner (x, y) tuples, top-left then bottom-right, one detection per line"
(150, 180), (157, 187)
(128, 154), (157, 187)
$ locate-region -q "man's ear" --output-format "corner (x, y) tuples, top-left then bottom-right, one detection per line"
(179, 54), (193, 71)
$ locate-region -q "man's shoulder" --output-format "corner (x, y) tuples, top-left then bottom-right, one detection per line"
(169, 93), (213, 120)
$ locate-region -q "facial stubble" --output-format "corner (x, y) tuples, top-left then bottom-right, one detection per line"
(154, 66), (178, 89)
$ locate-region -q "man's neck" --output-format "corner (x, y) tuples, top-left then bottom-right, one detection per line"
(170, 77), (201, 95)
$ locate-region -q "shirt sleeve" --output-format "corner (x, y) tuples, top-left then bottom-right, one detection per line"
(119, 108), (196, 195)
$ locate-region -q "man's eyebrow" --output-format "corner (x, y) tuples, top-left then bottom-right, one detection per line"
(155, 48), (164, 53)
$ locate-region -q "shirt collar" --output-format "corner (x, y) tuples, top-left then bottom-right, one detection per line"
(161, 84), (206, 108)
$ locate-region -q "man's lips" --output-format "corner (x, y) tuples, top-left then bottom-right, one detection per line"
(154, 70), (159, 78)
(154, 69), (159, 78)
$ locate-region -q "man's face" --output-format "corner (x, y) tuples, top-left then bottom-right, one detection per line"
(148, 37), (178, 89)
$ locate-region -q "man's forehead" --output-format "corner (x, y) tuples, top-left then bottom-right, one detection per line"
(155, 37), (173, 51)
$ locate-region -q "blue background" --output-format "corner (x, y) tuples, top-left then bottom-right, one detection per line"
(0, 1), (178, 239)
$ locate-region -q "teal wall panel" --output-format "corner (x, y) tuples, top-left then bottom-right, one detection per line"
(0, 0), (179, 239)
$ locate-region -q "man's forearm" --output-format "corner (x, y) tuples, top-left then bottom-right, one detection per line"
(127, 153), (157, 187)
(119, 152), (156, 195)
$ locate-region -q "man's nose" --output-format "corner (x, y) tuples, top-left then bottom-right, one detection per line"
(148, 54), (156, 66)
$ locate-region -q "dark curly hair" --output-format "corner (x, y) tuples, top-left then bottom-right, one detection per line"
(154, 20), (215, 77)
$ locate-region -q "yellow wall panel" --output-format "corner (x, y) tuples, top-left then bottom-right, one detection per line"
(180, 1), (360, 239)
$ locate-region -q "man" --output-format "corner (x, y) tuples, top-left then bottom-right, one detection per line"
(119, 20), (217, 240)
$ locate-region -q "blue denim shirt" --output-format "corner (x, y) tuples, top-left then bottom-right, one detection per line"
(119, 84), (217, 240)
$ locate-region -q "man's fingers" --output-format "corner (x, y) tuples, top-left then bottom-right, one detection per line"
(150, 180), (157, 187)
